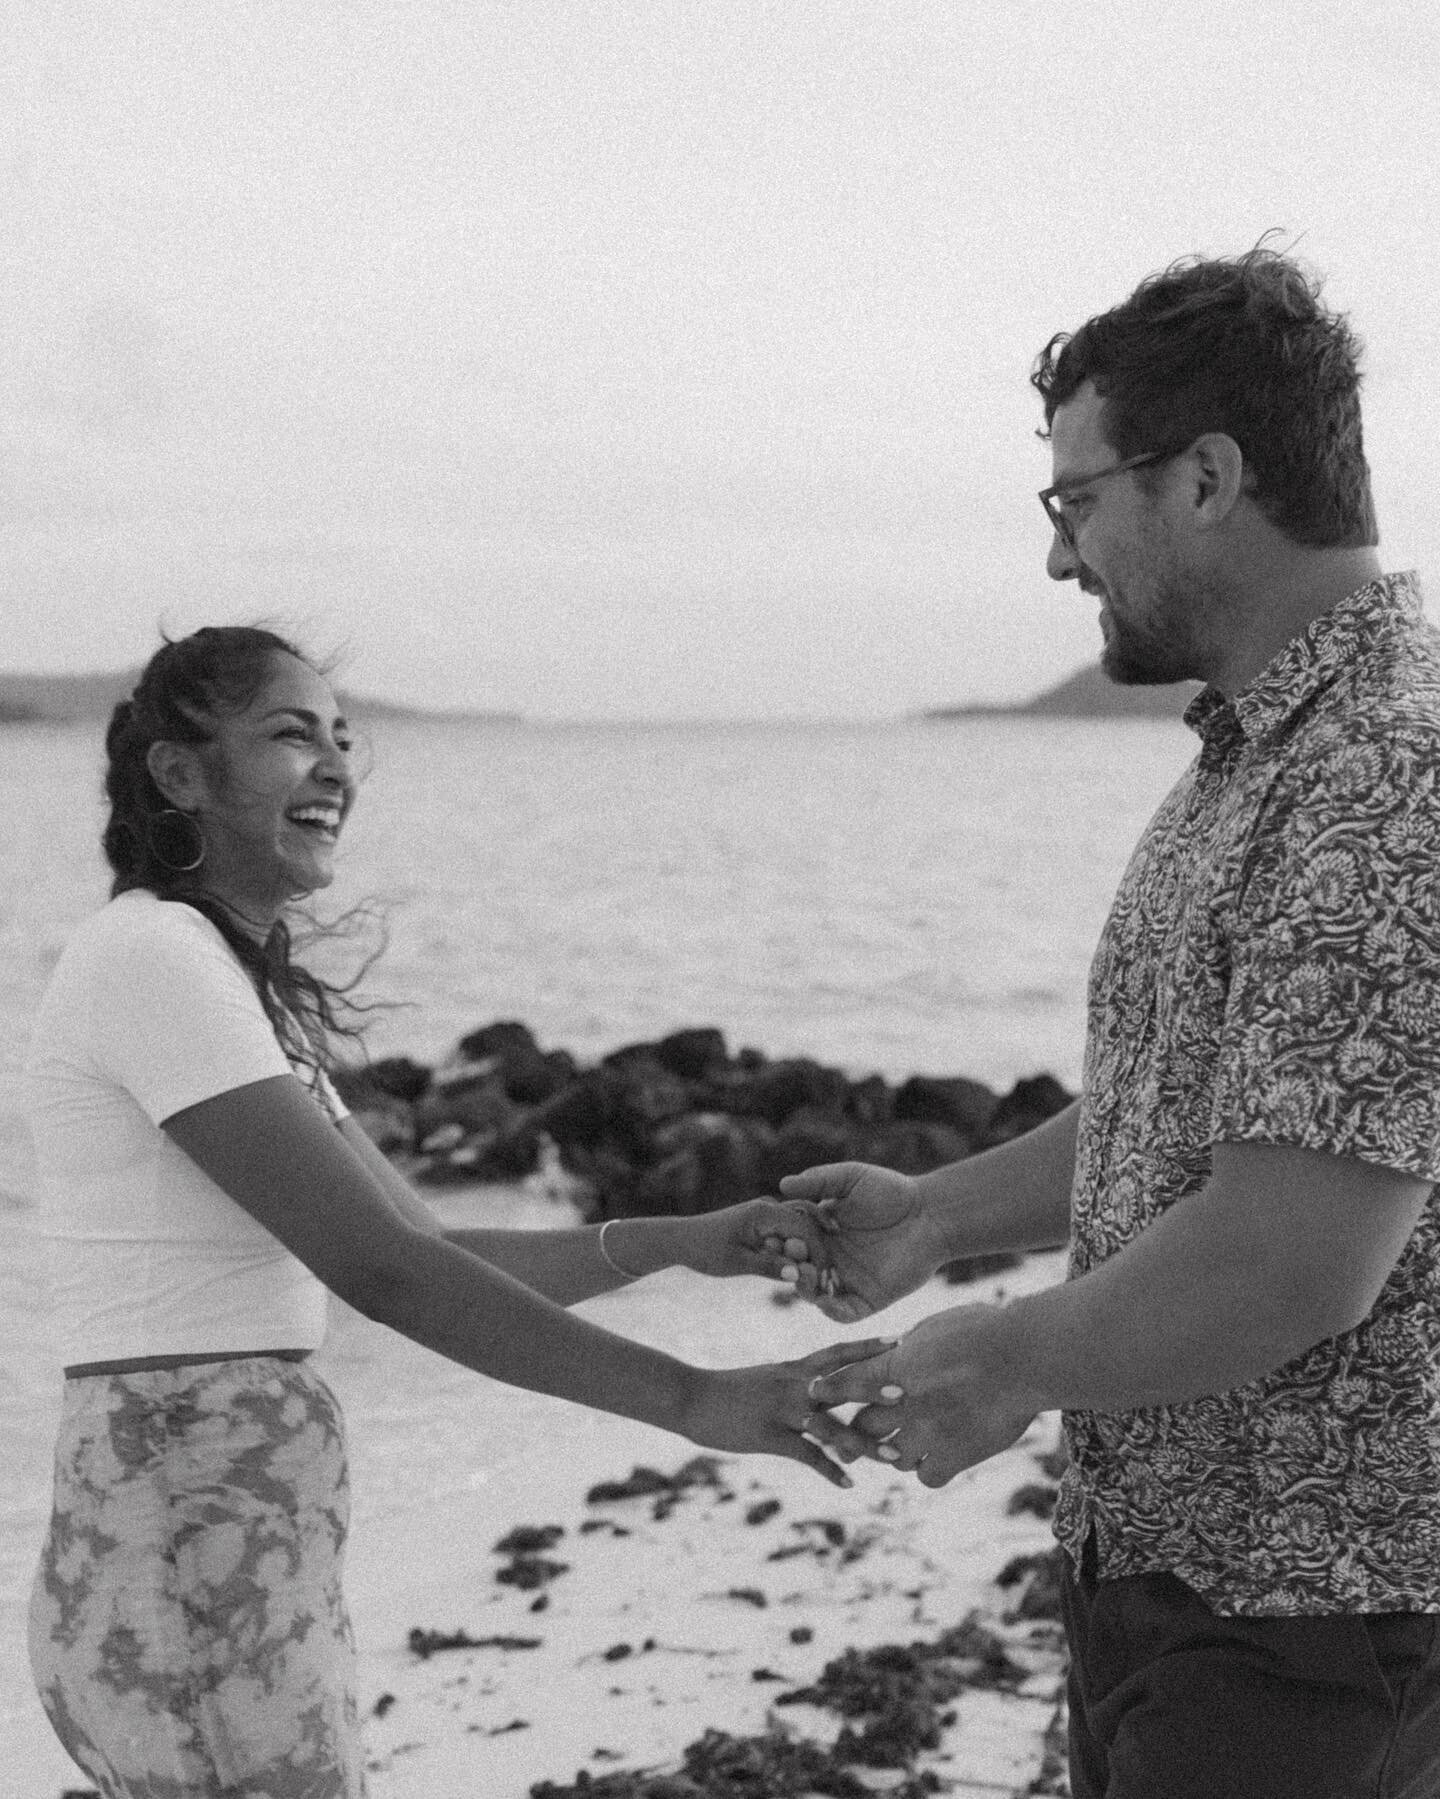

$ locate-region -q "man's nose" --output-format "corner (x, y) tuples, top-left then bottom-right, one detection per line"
(1047, 529), (1080, 582)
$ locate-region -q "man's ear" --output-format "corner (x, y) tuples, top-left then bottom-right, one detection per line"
(146, 740), (204, 810)
(1186, 432), (1246, 529)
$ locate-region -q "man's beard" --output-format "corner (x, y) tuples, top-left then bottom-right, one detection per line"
(1092, 563), (1210, 688)
(1100, 609), (1198, 685)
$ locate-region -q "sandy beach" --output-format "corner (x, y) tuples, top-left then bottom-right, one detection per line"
(337, 1187), (1072, 1799)
(6, 1178), (1072, 1799)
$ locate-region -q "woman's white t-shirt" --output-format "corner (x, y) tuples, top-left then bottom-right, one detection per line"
(25, 889), (343, 1366)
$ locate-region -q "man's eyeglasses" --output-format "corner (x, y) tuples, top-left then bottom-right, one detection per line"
(1039, 449), (1178, 551)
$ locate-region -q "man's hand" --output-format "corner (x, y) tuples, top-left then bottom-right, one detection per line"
(772, 1162), (946, 1321)
(807, 1304), (1043, 1487)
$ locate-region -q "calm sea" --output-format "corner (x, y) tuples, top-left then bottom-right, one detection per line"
(0, 711), (1196, 1789)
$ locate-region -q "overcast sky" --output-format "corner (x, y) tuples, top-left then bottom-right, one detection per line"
(3, 2), (1436, 719)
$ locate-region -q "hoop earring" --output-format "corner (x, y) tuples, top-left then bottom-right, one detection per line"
(146, 807), (206, 873)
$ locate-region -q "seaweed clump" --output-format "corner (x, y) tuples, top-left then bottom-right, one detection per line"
(495, 1523), (571, 1591)
(529, 1726), (942, 1798)
(586, 1455), (732, 1521)
(775, 1613), (1028, 1767)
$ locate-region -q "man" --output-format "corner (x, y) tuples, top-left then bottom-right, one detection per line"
(791, 248), (1440, 1796)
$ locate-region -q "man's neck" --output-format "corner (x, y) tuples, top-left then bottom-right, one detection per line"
(1205, 545), (1385, 699)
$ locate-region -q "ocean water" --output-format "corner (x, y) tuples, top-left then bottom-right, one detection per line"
(0, 711), (1196, 1788)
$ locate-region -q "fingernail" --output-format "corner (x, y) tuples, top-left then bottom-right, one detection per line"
(876, 1444), (901, 1462)
(807, 1378), (823, 1400)
(838, 1472), (853, 1488)
(880, 1385), (905, 1401)
(781, 1264), (799, 1282)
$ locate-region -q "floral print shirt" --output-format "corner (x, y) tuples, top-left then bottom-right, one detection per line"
(1054, 572), (1440, 1615)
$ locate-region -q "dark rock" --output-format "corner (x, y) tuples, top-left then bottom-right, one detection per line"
(458, 1020), (542, 1062)
(844, 1074), (894, 1127)
(564, 1144), (646, 1220)
(859, 1120), (970, 1176)
(414, 1065), (521, 1140)
(348, 1100), (415, 1156)
(633, 1116), (773, 1216)
(468, 1125), (545, 1181)
(530, 1071), (621, 1153)
(893, 1074), (997, 1139)
(758, 1108), (858, 1189)
(979, 1074), (1074, 1148)
(359, 1055), (434, 1104)
(653, 1028), (730, 1082)
(454, 1022), (574, 1106)
(745, 1498), (782, 1526)
(725, 1058), (850, 1128)
(605, 1054), (694, 1127)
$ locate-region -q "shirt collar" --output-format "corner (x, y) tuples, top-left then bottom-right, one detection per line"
(1184, 571), (1425, 750)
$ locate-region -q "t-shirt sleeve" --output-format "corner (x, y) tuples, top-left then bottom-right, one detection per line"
(81, 904), (298, 1124)
(1211, 727), (1440, 1179)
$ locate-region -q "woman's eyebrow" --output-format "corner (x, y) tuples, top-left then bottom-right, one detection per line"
(262, 706), (350, 731)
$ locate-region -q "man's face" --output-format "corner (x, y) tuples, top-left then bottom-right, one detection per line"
(1046, 382), (1209, 687)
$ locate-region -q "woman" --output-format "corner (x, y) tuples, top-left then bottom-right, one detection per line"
(24, 626), (888, 1798)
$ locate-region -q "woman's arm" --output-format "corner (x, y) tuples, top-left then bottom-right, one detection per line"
(165, 1077), (884, 1483)
(337, 1117), (818, 1307)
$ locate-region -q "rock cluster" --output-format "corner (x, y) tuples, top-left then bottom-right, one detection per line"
(335, 1021), (1073, 1234)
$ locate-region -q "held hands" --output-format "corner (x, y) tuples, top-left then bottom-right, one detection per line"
(684, 1338), (904, 1488)
(767, 1163), (944, 1321)
(681, 1196), (835, 1294)
(805, 1305), (1045, 1488)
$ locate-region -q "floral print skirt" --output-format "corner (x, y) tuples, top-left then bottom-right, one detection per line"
(29, 1355), (367, 1798)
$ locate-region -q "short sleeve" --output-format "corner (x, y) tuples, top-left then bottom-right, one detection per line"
(1211, 728), (1440, 1179)
(81, 902), (296, 1124)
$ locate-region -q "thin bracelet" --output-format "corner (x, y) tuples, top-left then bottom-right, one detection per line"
(598, 1218), (641, 1279)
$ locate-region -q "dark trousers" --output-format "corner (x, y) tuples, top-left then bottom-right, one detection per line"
(1061, 1536), (1440, 1798)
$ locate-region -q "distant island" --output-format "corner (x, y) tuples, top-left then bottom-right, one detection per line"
(0, 669), (522, 727)
(923, 660), (1198, 721)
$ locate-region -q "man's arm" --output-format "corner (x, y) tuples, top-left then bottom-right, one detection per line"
(1006, 1139), (1428, 1409)
(813, 1139), (1430, 1484)
(776, 1099), (1078, 1321)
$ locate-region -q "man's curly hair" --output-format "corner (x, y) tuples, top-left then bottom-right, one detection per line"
(1031, 242), (1377, 549)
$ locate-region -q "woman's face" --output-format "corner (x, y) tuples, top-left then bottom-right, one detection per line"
(186, 654), (356, 926)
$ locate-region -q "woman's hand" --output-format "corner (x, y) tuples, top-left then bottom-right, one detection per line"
(677, 1197), (834, 1295)
(680, 1337), (903, 1488)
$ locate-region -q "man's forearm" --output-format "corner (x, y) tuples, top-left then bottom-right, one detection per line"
(914, 1099), (1077, 1266)
(995, 1142), (1430, 1413)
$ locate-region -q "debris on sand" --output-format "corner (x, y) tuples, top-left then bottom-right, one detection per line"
(776, 1614), (1028, 1767)
(407, 1627), (543, 1659)
(494, 1524), (571, 1590)
(529, 1725), (944, 1798)
(1006, 1481), (1059, 1521)
(586, 1455), (732, 1520)
(996, 1548), (1065, 1624)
